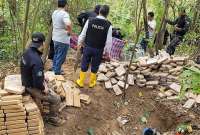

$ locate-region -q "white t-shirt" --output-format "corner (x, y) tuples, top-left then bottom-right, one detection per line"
(148, 20), (156, 38)
(52, 9), (71, 44)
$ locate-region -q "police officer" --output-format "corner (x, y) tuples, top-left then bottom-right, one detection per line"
(76, 5), (112, 88)
(20, 32), (66, 126)
(77, 5), (101, 29)
(166, 8), (190, 55)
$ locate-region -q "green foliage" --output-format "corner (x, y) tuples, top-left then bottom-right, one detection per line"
(0, 44), (17, 60)
(106, 0), (135, 37)
(176, 44), (198, 56)
(0, 0), (200, 62)
(176, 32), (199, 56)
(180, 67), (200, 97)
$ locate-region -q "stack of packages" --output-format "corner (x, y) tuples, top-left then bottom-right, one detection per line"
(97, 51), (188, 96)
(0, 74), (45, 135)
(0, 98), (6, 135)
(44, 72), (91, 110)
(24, 98), (44, 135)
(0, 95), (28, 135)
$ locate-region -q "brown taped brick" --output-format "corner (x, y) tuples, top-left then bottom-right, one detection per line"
(28, 122), (39, 127)
(27, 111), (40, 116)
(0, 117), (4, 122)
(5, 120), (25, 125)
(6, 123), (27, 130)
(0, 122), (5, 126)
(28, 129), (40, 134)
(27, 114), (38, 120)
(0, 100), (21, 106)
(28, 126), (39, 131)
(28, 119), (40, 124)
(80, 94), (91, 104)
(0, 125), (6, 130)
(6, 111), (26, 117)
(73, 91), (81, 107)
(3, 109), (25, 113)
(8, 131), (28, 135)
(1, 95), (22, 101)
(0, 89), (9, 96)
(0, 129), (6, 134)
(1, 104), (24, 110)
(24, 102), (38, 112)
(6, 115), (26, 121)
(7, 127), (28, 134)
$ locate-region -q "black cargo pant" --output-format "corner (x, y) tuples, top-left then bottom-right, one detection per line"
(166, 35), (183, 55)
(26, 88), (61, 117)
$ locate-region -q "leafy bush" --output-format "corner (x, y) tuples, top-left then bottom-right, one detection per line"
(180, 66), (200, 96)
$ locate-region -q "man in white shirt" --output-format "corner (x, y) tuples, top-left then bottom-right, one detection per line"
(76, 5), (112, 88)
(141, 12), (156, 52)
(148, 12), (156, 38)
(52, 0), (72, 75)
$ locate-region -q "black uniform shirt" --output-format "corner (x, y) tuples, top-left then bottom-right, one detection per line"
(77, 11), (97, 28)
(20, 47), (45, 90)
(166, 15), (190, 37)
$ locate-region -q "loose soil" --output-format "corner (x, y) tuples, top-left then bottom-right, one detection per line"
(44, 60), (200, 135)
(1, 59), (199, 135)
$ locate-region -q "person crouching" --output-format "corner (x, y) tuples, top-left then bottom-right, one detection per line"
(20, 32), (66, 126)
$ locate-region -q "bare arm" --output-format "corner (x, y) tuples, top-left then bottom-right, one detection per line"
(78, 20), (89, 46)
(63, 13), (72, 35)
(166, 18), (178, 25)
(104, 25), (113, 54)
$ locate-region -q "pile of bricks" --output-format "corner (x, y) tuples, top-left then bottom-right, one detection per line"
(97, 51), (188, 96)
(0, 91), (44, 135)
(24, 99), (44, 135)
(0, 74), (45, 135)
(45, 72), (91, 109)
(0, 95), (27, 135)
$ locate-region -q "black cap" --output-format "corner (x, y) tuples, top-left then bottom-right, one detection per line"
(30, 32), (45, 48)
(94, 5), (101, 14)
(58, 0), (67, 7)
(32, 32), (45, 43)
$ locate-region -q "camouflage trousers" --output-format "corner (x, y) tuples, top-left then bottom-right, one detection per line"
(26, 88), (61, 117)
(166, 35), (182, 55)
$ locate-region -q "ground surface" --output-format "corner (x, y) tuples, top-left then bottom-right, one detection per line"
(0, 59), (200, 135)
(44, 60), (200, 135)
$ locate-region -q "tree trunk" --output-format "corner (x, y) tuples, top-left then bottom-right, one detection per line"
(142, 0), (154, 57)
(135, 0), (143, 43)
(42, 25), (53, 63)
(123, 0), (143, 101)
(22, 0), (31, 51)
(7, 0), (17, 16)
(155, 0), (170, 55)
(142, 0), (148, 39)
(41, 0), (57, 64)
(9, 5), (18, 58)
(31, 0), (43, 34)
(191, 0), (200, 30)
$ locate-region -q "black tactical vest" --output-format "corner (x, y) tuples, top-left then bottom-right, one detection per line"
(85, 17), (111, 49)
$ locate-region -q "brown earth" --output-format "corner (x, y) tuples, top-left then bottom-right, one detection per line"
(44, 60), (200, 135)
(1, 59), (200, 135)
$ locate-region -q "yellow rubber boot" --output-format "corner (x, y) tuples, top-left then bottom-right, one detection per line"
(76, 71), (86, 88)
(89, 73), (97, 88)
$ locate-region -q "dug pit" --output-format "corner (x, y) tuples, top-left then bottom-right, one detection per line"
(45, 84), (181, 135)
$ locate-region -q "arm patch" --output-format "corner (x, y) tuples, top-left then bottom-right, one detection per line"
(37, 71), (43, 77)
